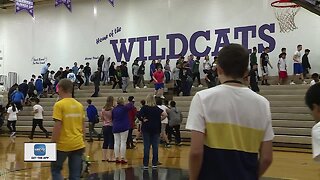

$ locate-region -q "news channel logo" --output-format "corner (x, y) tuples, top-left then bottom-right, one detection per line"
(34, 144), (46, 156)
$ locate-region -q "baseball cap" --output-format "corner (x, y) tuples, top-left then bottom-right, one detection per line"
(128, 96), (135, 102)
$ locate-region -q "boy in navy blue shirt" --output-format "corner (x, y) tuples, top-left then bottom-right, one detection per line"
(86, 99), (101, 142)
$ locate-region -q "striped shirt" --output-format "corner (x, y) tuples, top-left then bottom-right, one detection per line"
(186, 84), (274, 180)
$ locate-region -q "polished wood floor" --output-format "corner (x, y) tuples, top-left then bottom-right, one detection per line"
(0, 137), (319, 180)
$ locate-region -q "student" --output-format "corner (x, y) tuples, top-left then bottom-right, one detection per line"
(164, 59), (171, 84)
(305, 83), (320, 162)
(91, 68), (101, 97)
(205, 67), (216, 88)
(292, 44), (307, 84)
(137, 61), (147, 89)
(77, 65), (84, 89)
(172, 62), (182, 96)
(102, 57), (111, 85)
(0, 105), (5, 130)
(260, 47), (273, 85)
(97, 55), (105, 72)
(167, 101), (182, 146)
(302, 49), (311, 79)
(71, 62), (79, 76)
(137, 94), (167, 170)
(179, 62), (193, 96)
(51, 79), (86, 180)
(101, 96), (115, 162)
(86, 99), (100, 142)
(11, 88), (24, 111)
(7, 84), (18, 105)
(27, 79), (36, 99)
(112, 66), (122, 89)
(67, 69), (76, 98)
(35, 76), (44, 98)
(278, 52), (288, 85)
(250, 47), (257, 70)
(203, 55), (211, 74)
(132, 59), (140, 89)
(153, 66), (165, 99)
(83, 62), (91, 86)
(112, 97), (134, 164)
(121, 61), (129, 93)
(18, 80), (29, 100)
(156, 98), (171, 148)
(29, 98), (49, 140)
(149, 60), (156, 83)
(61, 66), (70, 79)
(41, 63), (51, 77)
(310, 73), (319, 86)
(134, 100), (146, 142)
(109, 62), (116, 87)
(186, 44), (274, 180)
(192, 57), (202, 87)
(127, 96), (137, 149)
(249, 63), (260, 93)
(7, 102), (18, 139)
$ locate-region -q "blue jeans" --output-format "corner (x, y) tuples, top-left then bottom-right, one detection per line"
(143, 132), (160, 166)
(51, 148), (84, 180)
(85, 74), (90, 86)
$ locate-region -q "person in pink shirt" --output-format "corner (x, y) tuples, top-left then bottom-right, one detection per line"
(153, 66), (165, 99)
(101, 96), (115, 162)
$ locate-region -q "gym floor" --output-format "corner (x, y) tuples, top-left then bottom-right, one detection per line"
(0, 137), (319, 180)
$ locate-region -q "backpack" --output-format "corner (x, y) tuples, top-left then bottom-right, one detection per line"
(169, 107), (183, 127)
(90, 73), (96, 82)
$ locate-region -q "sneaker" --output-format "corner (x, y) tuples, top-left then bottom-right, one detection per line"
(157, 162), (162, 165)
(192, 85), (195, 88)
(136, 87), (140, 89)
(10, 132), (16, 138)
(164, 144), (171, 148)
(143, 166), (149, 170)
(290, 81), (296, 85)
(152, 165), (157, 169)
(153, 95), (157, 97)
(303, 81), (307, 84)
(160, 96), (165, 99)
(143, 86), (147, 88)
(133, 139), (137, 143)
(198, 84), (203, 87)
(176, 142), (182, 146)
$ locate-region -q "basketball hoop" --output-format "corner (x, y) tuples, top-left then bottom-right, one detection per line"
(271, 0), (301, 33)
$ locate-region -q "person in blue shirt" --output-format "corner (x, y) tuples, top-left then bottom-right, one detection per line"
(86, 99), (101, 142)
(41, 63), (51, 77)
(11, 89), (24, 111)
(35, 76), (43, 98)
(72, 62), (79, 76)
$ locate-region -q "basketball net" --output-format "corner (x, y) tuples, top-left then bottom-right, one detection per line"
(271, 0), (301, 33)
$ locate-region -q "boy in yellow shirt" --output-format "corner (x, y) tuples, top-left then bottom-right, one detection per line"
(51, 79), (86, 180)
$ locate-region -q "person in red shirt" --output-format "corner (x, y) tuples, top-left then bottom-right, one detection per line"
(153, 66), (165, 99)
(127, 96), (137, 149)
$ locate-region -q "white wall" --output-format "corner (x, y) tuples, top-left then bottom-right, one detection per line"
(0, 0), (319, 82)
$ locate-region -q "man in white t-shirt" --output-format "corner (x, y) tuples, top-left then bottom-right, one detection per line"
(186, 44), (274, 180)
(67, 69), (76, 98)
(156, 98), (171, 148)
(29, 98), (48, 140)
(292, 44), (307, 84)
(278, 52), (288, 85)
(305, 83), (320, 161)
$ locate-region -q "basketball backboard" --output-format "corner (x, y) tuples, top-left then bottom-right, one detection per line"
(292, 0), (320, 15)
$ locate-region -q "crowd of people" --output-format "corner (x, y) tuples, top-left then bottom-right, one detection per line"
(248, 44), (314, 93)
(0, 43), (318, 179)
(49, 78), (183, 179)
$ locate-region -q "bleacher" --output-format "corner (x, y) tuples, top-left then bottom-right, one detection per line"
(2, 79), (313, 149)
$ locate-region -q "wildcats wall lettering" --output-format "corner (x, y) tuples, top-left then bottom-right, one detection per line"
(108, 23), (276, 62)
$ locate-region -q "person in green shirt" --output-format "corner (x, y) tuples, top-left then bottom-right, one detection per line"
(192, 56), (203, 87)
(250, 47), (258, 69)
